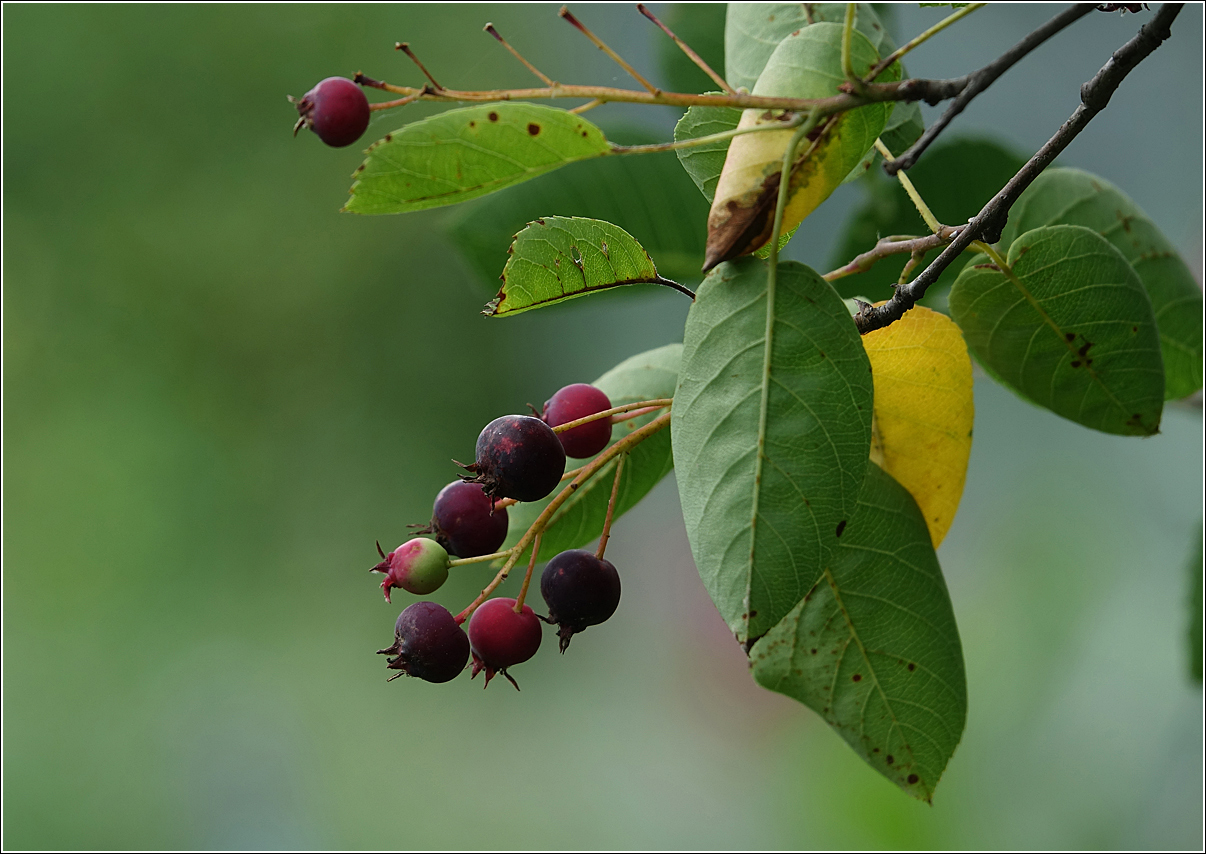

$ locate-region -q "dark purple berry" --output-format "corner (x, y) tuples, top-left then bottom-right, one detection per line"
(370, 538), (449, 603)
(467, 597), (543, 690)
(292, 77), (370, 148)
(463, 415), (566, 503)
(542, 383), (613, 459)
(426, 480), (509, 558)
(377, 601), (469, 683)
(540, 549), (621, 652)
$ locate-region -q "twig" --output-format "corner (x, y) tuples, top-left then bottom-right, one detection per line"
(874, 139), (941, 233)
(367, 93), (421, 112)
(823, 227), (961, 281)
(395, 42), (443, 91)
(865, 3), (987, 82)
(559, 6), (659, 95)
(638, 4), (735, 94)
(513, 532), (542, 612)
(550, 399), (672, 434)
(881, 4), (1096, 174)
(596, 453), (626, 560)
(569, 99), (603, 114)
(484, 23), (555, 86)
(855, 3), (1183, 334)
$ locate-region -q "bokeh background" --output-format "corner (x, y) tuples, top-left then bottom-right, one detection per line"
(4, 3), (1202, 849)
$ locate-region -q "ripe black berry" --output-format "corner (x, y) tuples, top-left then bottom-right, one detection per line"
(292, 77), (370, 148)
(540, 549), (621, 652)
(543, 383), (613, 459)
(370, 538), (450, 603)
(467, 597), (543, 689)
(463, 415), (566, 502)
(377, 601), (470, 683)
(425, 480), (509, 558)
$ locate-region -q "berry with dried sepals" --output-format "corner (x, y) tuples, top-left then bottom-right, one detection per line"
(462, 415), (566, 502)
(467, 597), (543, 689)
(377, 601), (470, 683)
(423, 480), (509, 558)
(542, 383), (613, 459)
(540, 549), (621, 652)
(292, 77), (370, 147)
(370, 538), (450, 603)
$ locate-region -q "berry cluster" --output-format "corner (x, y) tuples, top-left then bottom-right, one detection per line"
(370, 383), (655, 690)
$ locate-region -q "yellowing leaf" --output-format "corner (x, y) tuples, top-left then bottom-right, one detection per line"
(862, 306), (973, 547)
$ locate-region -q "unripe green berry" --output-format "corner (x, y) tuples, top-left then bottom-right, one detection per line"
(370, 538), (450, 603)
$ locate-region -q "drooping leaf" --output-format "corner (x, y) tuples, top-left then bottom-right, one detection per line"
(750, 462), (967, 802)
(724, 3), (895, 92)
(705, 23), (899, 269)
(863, 306), (974, 547)
(829, 137), (1028, 303)
(657, 4), (728, 94)
(674, 102), (744, 203)
(949, 224), (1164, 436)
(501, 344), (681, 563)
(672, 258), (873, 643)
(484, 217), (680, 317)
(1188, 523), (1203, 684)
(345, 104), (610, 214)
(448, 138), (710, 287)
(999, 167), (1203, 400)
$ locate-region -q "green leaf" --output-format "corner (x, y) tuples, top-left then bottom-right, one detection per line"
(447, 145), (710, 287)
(674, 102), (744, 203)
(657, 4), (728, 94)
(949, 224), (1165, 436)
(501, 344), (681, 562)
(672, 258), (873, 643)
(485, 217), (678, 317)
(345, 104), (610, 215)
(1189, 524), (1203, 684)
(725, 3), (894, 92)
(999, 167), (1203, 400)
(829, 137), (1028, 303)
(750, 462), (967, 802)
(843, 99), (925, 185)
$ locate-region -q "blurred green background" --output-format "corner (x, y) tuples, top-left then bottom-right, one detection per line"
(4, 3), (1202, 849)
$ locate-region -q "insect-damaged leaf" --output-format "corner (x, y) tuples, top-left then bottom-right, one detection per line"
(750, 462), (967, 803)
(949, 225), (1164, 436)
(704, 23), (899, 271)
(863, 306), (974, 548)
(345, 104), (610, 214)
(672, 258), (873, 643)
(485, 217), (676, 317)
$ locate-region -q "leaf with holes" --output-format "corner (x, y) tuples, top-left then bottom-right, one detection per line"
(949, 224), (1164, 436)
(345, 104), (611, 214)
(863, 306), (974, 548)
(750, 462), (967, 802)
(485, 217), (681, 317)
(672, 258), (873, 643)
(501, 344), (680, 565)
(1000, 167), (1203, 400)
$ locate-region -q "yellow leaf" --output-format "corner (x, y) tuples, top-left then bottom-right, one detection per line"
(862, 306), (974, 547)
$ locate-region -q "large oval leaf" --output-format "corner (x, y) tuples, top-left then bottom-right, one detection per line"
(863, 306), (974, 548)
(501, 344), (681, 563)
(345, 104), (610, 214)
(705, 23), (899, 269)
(673, 258), (873, 643)
(484, 217), (672, 317)
(949, 225), (1164, 436)
(999, 167), (1203, 400)
(750, 462), (967, 803)
(674, 101), (744, 204)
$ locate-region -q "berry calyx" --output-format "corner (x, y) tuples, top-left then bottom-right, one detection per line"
(467, 597), (543, 689)
(371, 538), (450, 603)
(540, 549), (621, 652)
(462, 415), (566, 503)
(424, 480), (509, 558)
(377, 601), (470, 683)
(292, 77), (370, 148)
(542, 383), (613, 459)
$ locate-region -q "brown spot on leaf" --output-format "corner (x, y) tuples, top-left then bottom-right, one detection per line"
(907, 773), (919, 784)
(1071, 360), (1081, 368)
(527, 123), (541, 136)
(469, 121), (476, 128)
(384, 133), (393, 142)
(835, 520), (847, 538)
(1065, 332), (1076, 341)
(810, 648), (817, 654)
(852, 673), (862, 682)
(1078, 341), (1093, 357)
(973, 263), (1000, 271)
(907, 662), (915, 671)
(886, 755), (894, 764)
(488, 111), (499, 122)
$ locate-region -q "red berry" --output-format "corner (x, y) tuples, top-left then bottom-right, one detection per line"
(543, 384), (613, 459)
(427, 480), (509, 558)
(370, 538), (449, 603)
(467, 597), (543, 689)
(540, 549), (621, 652)
(464, 415), (566, 503)
(377, 601), (469, 683)
(292, 77), (370, 148)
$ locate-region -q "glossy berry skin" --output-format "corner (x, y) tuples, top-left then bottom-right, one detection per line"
(371, 537), (449, 603)
(542, 383), (613, 459)
(465, 415), (566, 503)
(293, 77), (370, 148)
(377, 601), (470, 683)
(429, 480), (508, 558)
(540, 549), (621, 652)
(467, 597), (542, 689)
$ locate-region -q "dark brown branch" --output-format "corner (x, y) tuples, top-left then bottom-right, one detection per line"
(882, 4), (1097, 175)
(855, 3), (1183, 335)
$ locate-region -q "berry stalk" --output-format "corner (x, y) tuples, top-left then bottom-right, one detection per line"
(549, 398), (672, 434)
(512, 532), (543, 613)
(596, 452), (626, 560)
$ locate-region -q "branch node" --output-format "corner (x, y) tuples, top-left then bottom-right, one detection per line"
(396, 41), (443, 91)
